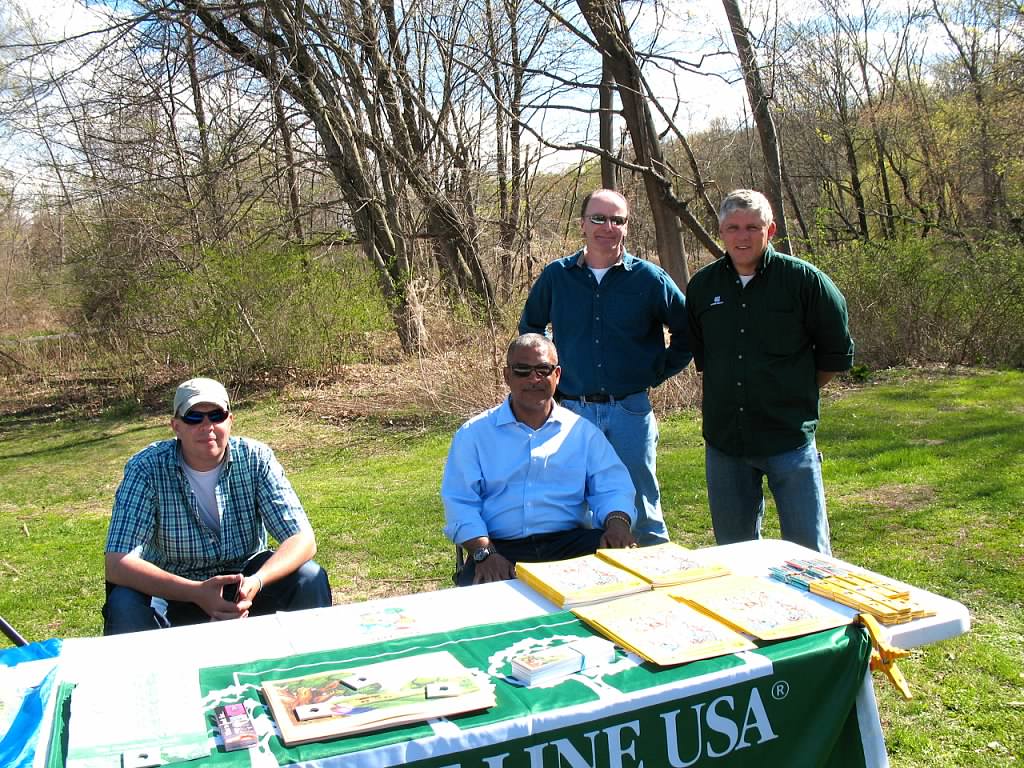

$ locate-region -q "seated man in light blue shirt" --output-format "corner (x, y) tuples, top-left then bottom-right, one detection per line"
(442, 333), (637, 587)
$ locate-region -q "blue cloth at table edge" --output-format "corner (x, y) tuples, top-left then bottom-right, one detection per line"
(1, 638), (62, 768)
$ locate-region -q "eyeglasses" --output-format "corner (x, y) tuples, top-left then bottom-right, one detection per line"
(509, 363), (558, 378)
(587, 214), (628, 227)
(180, 408), (230, 425)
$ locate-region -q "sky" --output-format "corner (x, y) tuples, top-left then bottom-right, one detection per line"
(2, 0), (752, 176)
(4, 0), (947, 190)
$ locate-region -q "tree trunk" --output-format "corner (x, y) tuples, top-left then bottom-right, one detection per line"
(721, 0), (791, 253)
(576, 0), (689, 287)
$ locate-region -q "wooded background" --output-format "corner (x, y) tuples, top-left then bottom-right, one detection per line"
(1, 0), (1022, 397)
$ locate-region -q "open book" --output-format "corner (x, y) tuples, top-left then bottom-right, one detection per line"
(516, 554), (651, 608)
(669, 575), (853, 641)
(262, 651), (495, 746)
(573, 591), (757, 666)
(596, 542), (731, 587)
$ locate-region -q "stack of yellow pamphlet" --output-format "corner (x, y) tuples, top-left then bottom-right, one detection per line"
(809, 573), (935, 624)
(596, 542), (731, 587)
(262, 651), (495, 746)
(669, 575), (853, 641)
(515, 554), (651, 608)
(769, 557), (936, 625)
(572, 591), (757, 666)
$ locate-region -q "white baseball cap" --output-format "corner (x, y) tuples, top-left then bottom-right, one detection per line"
(173, 377), (230, 417)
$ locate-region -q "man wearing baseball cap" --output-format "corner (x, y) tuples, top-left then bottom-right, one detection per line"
(102, 377), (332, 634)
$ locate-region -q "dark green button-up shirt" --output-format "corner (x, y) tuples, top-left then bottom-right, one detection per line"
(686, 245), (854, 457)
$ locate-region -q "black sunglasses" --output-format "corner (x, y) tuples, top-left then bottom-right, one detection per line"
(587, 214), (628, 226)
(180, 408), (230, 425)
(509, 364), (558, 378)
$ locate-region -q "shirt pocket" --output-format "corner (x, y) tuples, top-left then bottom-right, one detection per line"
(601, 290), (648, 329)
(759, 300), (805, 356)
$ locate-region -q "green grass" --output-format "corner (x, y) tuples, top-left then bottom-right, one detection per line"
(1, 369), (1021, 766)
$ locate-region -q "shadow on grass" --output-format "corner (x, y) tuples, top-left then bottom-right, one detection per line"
(0, 422), (156, 460)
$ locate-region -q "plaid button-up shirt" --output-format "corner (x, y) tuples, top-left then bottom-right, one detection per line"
(105, 437), (311, 581)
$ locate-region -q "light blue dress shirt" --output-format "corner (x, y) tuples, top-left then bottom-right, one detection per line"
(441, 399), (636, 545)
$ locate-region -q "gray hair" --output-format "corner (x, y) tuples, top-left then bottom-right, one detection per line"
(506, 333), (557, 365)
(718, 189), (774, 226)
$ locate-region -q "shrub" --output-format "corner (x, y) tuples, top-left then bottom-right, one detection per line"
(809, 237), (1024, 369)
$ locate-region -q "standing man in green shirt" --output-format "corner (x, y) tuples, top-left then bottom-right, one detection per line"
(686, 189), (854, 554)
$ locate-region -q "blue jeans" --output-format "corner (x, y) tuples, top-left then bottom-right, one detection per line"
(102, 551), (333, 635)
(563, 391), (668, 546)
(705, 440), (832, 554)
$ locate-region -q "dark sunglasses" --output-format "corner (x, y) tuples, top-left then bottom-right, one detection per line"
(509, 364), (558, 378)
(180, 408), (230, 425)
(587, 214), (628, 226)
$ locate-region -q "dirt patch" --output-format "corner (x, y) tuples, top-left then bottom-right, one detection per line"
(283, 358), (504, 423)
(331, 574), (451, 604)
(845, 483), (937, 511)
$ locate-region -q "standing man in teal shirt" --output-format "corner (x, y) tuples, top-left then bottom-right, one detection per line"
(686, 189), (854, 554)
(519, 189), (691, 545)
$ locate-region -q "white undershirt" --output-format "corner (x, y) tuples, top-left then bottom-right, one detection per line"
(739, 273), (756, 287)
(589, 266), (612, 284)
(181, 463), (222, 534)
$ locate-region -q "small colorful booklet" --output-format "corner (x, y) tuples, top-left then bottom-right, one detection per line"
(515, 554), (651, 608)
(596, 542), (731, 587)
(213, 702), (258, 751)
(262, 651), (495, 746)
(510, 636), (617, 686)
(669, 574), (853, 641)
(573, 591), (757, 666)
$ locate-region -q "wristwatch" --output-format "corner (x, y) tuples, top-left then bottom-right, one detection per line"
(472, 545), (495, 563)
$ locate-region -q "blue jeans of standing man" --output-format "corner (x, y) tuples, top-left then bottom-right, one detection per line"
(705, 440), (832, 554)
(562, 391), (667, 546)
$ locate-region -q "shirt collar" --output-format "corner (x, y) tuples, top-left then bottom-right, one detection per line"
(724, 243), (776, 276)
(495, 396), (568, 428)
(569, 248), (636, 271)
(174, 436), (233, 473)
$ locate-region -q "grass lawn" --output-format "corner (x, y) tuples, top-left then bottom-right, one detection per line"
(0, 368), (1021, 766)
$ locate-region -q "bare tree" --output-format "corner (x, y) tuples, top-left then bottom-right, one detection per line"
(721, 0), (791, 253)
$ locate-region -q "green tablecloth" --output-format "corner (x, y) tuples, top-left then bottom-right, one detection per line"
(49, 611), (871, 767)
(193, 611), (870, 767)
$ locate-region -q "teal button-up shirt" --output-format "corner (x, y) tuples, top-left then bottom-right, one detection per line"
(519, 250), (691, 397)
(105, 436), (310, 581)
(686, 245), (854, 457)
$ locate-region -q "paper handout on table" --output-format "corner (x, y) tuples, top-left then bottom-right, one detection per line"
(596, 542), (731, 587)
(669, 574), (854, 641)
(510, 636), (617, 686)
(262, 650), (495, 746)
(515, 554), (651, 608)
(573, 591), (757, 666)
(65, 666), (209, 768)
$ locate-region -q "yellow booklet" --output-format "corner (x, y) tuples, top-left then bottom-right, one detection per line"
(596, 542), (731, 587)
(516, 554), (651, 608)
(573, 591), (757, 666)
(262, 651), (495, 746)
(669, 575), (853, 641)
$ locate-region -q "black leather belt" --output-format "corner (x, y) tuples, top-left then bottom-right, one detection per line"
(561, 391), (644, 404)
